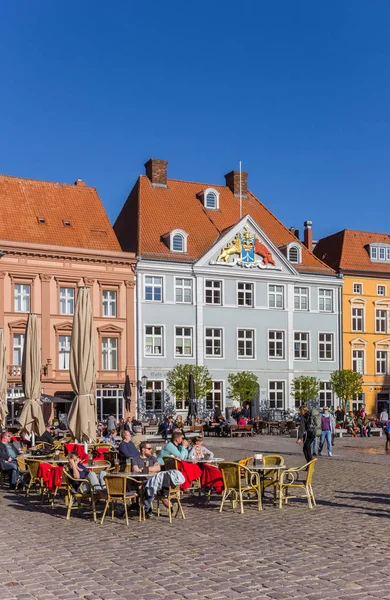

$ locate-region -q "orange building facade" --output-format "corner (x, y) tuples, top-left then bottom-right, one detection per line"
(0, 175), (136, 424)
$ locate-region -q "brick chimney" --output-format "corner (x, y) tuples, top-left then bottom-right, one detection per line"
(225, 170), (248, 197)
(74, 179), (86, 186)
(303, 221), (313, 250)
(144, 159), (168, 187)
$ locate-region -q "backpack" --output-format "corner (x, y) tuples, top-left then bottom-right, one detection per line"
(307, 411), (318, 437)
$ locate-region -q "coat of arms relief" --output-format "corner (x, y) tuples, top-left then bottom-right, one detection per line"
(214, 225), (278, 269)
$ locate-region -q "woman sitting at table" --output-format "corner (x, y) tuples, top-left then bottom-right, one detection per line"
(66, 452), (107, 497)
(174, 415), (184, 431)
(104, 429), (117, 445)
(188, 436), (214, 461)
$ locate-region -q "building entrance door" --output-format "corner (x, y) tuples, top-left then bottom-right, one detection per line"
(377, 393), (390, 418)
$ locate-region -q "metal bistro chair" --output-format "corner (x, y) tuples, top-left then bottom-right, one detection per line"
(278, 458), (317, 509)
(219, 462), (262, 514)
(163, 455), (201, 497)
(100, 475), (139, 526)
(63, 470), (100, 522)
(158, 457), (185, 523)
(261, 454), (285, 503)
(24, 459), (44, 498)
(15, 455), (29, 492)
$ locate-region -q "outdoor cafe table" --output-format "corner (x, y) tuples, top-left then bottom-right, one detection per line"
(187, 458), (224, 464)
(248, 464), (286, 499)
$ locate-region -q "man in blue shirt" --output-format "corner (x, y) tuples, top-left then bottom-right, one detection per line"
(0, 431), (21, 489)
(118, 430), (140, 470)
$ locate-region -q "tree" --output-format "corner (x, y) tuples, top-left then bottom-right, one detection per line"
(166, 364), (212, 409)
(291, 376), (320, 407)
(330, 369), (363, 410)
(228, 371), (258, 406)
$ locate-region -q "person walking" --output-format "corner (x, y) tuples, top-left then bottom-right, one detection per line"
(318, 407), (336, 457)
(297, 406), (315, 463)
(311, 406), (322, 456)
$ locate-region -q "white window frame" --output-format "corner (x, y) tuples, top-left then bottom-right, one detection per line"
(101, 337), (118, 371)
(268, 330), (285, 360)
(287, 243), (301, 264)
(237, 328), (255, 359)
(268, 380), (286, 409)
(175, 277), (193, 304)
(318, 332), (334, 361)
(174, 326), (194, 357)
(376, 309), (387, 334)
(377, 285), (386, 297)
(144, 276), (163, 302)
(294, 332), (310, 360)
(319, 382), (333, 408)
(145, 380), (164, 412)
(200, 187), (219, 210)
(319, 288), (333, 312)
(102, 289), (117, 318)
(237, 282), (254, 307)
(205, 280), (223, 306)
(205, 328), (223, 358)
(351, 306), (364, 332)
(13, 333), (25, 366)
(376, 350), (388, 375)
(294, 287), (309, 311)
(268, 284), (284, 309)
(353, 283), (363, 295)
(144, 325), (164, 357)
(60, 287), (75, 315)
(58, 335), (71, 370)
(170, 229), (188, 253)
(14, 284), (31, 312)
(352, 349), (365, 374)
(206, 381), (223, 410)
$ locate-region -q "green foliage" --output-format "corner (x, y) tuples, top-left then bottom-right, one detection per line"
(166, 364), (212, 403)
(330, 369), (363, 410)
(227, 371), (258, 405)
(291, 376), (320, 407)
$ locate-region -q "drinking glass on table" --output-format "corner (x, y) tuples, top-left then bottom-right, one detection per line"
(114, 458), (120, 472)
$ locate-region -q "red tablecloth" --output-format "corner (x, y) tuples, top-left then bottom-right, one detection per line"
(94, 447), (110, 461)
(37, 463), (64, 492)
(177, 461), (202, 491)
(200, 464), (224, 494)
(64, 443), (88, 463)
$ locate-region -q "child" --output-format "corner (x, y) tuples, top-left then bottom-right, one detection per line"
(188, 436), (214, 460)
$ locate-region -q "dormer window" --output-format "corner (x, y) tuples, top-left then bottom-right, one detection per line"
(197, 188), (220, 210)
(369, 243), (390, 263)
(172, 233), (184, 252)
(162, 229), (188, 253)
(286, 242), (302, 264)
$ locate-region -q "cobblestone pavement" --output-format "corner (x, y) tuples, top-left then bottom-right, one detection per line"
(1, 434), (390, 600)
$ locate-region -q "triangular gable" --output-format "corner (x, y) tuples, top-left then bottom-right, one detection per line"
(195, 215), (298, 275)
(8, 319), (27, 331)
(54, 321), (73, 333)
(97, 324), (123, 334)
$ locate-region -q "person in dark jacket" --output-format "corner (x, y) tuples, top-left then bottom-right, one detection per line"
(36, 424), (55, 447)
(241, 403), (251, 420)
(297, 406), (315, 463)
(118, 430), (140, 470)
(0, 431), (21, 489)
(158, 416), (175, 440)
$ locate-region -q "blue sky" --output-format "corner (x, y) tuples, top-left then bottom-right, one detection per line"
(1, 1), (390, 240)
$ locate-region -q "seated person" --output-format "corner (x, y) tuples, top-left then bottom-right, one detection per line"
(335, 406), (345, 428)
(19, 428), (32, 449)
(66, 452), (106, 496)
(36, 424), (55, 448)
(237, 416), (248, 426)
(174, 415), (184, 431)
(118, 430), (140, 469)
(157, 431), (189, 465)
(345, 411), (359, 437)
(357, 412), (371, 437)
(188, 436), (214, 461)
(0, 431), (21, 489)
(105, 429), (117, 445)
(132, 441), (161, 473)
(131, 425), (146, 447)
(158, 416), (175, 440)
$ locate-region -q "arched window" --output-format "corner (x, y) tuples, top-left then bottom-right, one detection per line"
(288, 246), (299, 263)
(172, 233), (184, 252)
(206, 191), (217, 209)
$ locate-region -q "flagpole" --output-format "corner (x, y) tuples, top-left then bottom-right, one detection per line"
(239, 160), (242, 219)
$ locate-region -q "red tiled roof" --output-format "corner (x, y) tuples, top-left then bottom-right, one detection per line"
(0, 175), (121, 251)
(114, 175), (333, 274)
(314, 229), (390, 274)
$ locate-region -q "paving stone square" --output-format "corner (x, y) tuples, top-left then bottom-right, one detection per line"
(1, 435), (390, 600)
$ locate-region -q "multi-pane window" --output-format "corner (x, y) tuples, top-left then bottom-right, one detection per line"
(60, 287), (75, 315)
(145, 381), (163, 412)
(237, 282), (253, 307)
(205, 328), (223, 357)
(319, 289), (333, 312)
(175, 278), (192, 303)
(319, 382), (333, 408)
(13, 333), (25, 365)
(378, 285), (386, 296)
(237, 329), (255, 358)
(352, 393), (365, 413)
(102, 337), (118, 370)
(102, 290), (117, 317)
(294, 332), (309, 360)
(205, 280), (222, 305)
(175, 327), (193, 357)
(268, 285), (284, 309)
(145, 326), (163, 356)
(352, 307), (364, 332)
(376, 309), (387, 333)
(144, 276), (162, 302)
(353, 283), (363, 295)
(14, 284), (30, 312)
(376, 350), (387, 375)
(352, 349), (364, 374)
(206, 381), (223, 410)
(269, 381), (285, 409)
(59, 335), (71, 370)
(268, 331), (285, 359)
(319, 333), (334, 361)
(294, 287), (309, 310)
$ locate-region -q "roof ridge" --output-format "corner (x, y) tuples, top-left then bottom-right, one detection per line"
(0, 173), (94, 189)
(140, 174), (228, 189)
